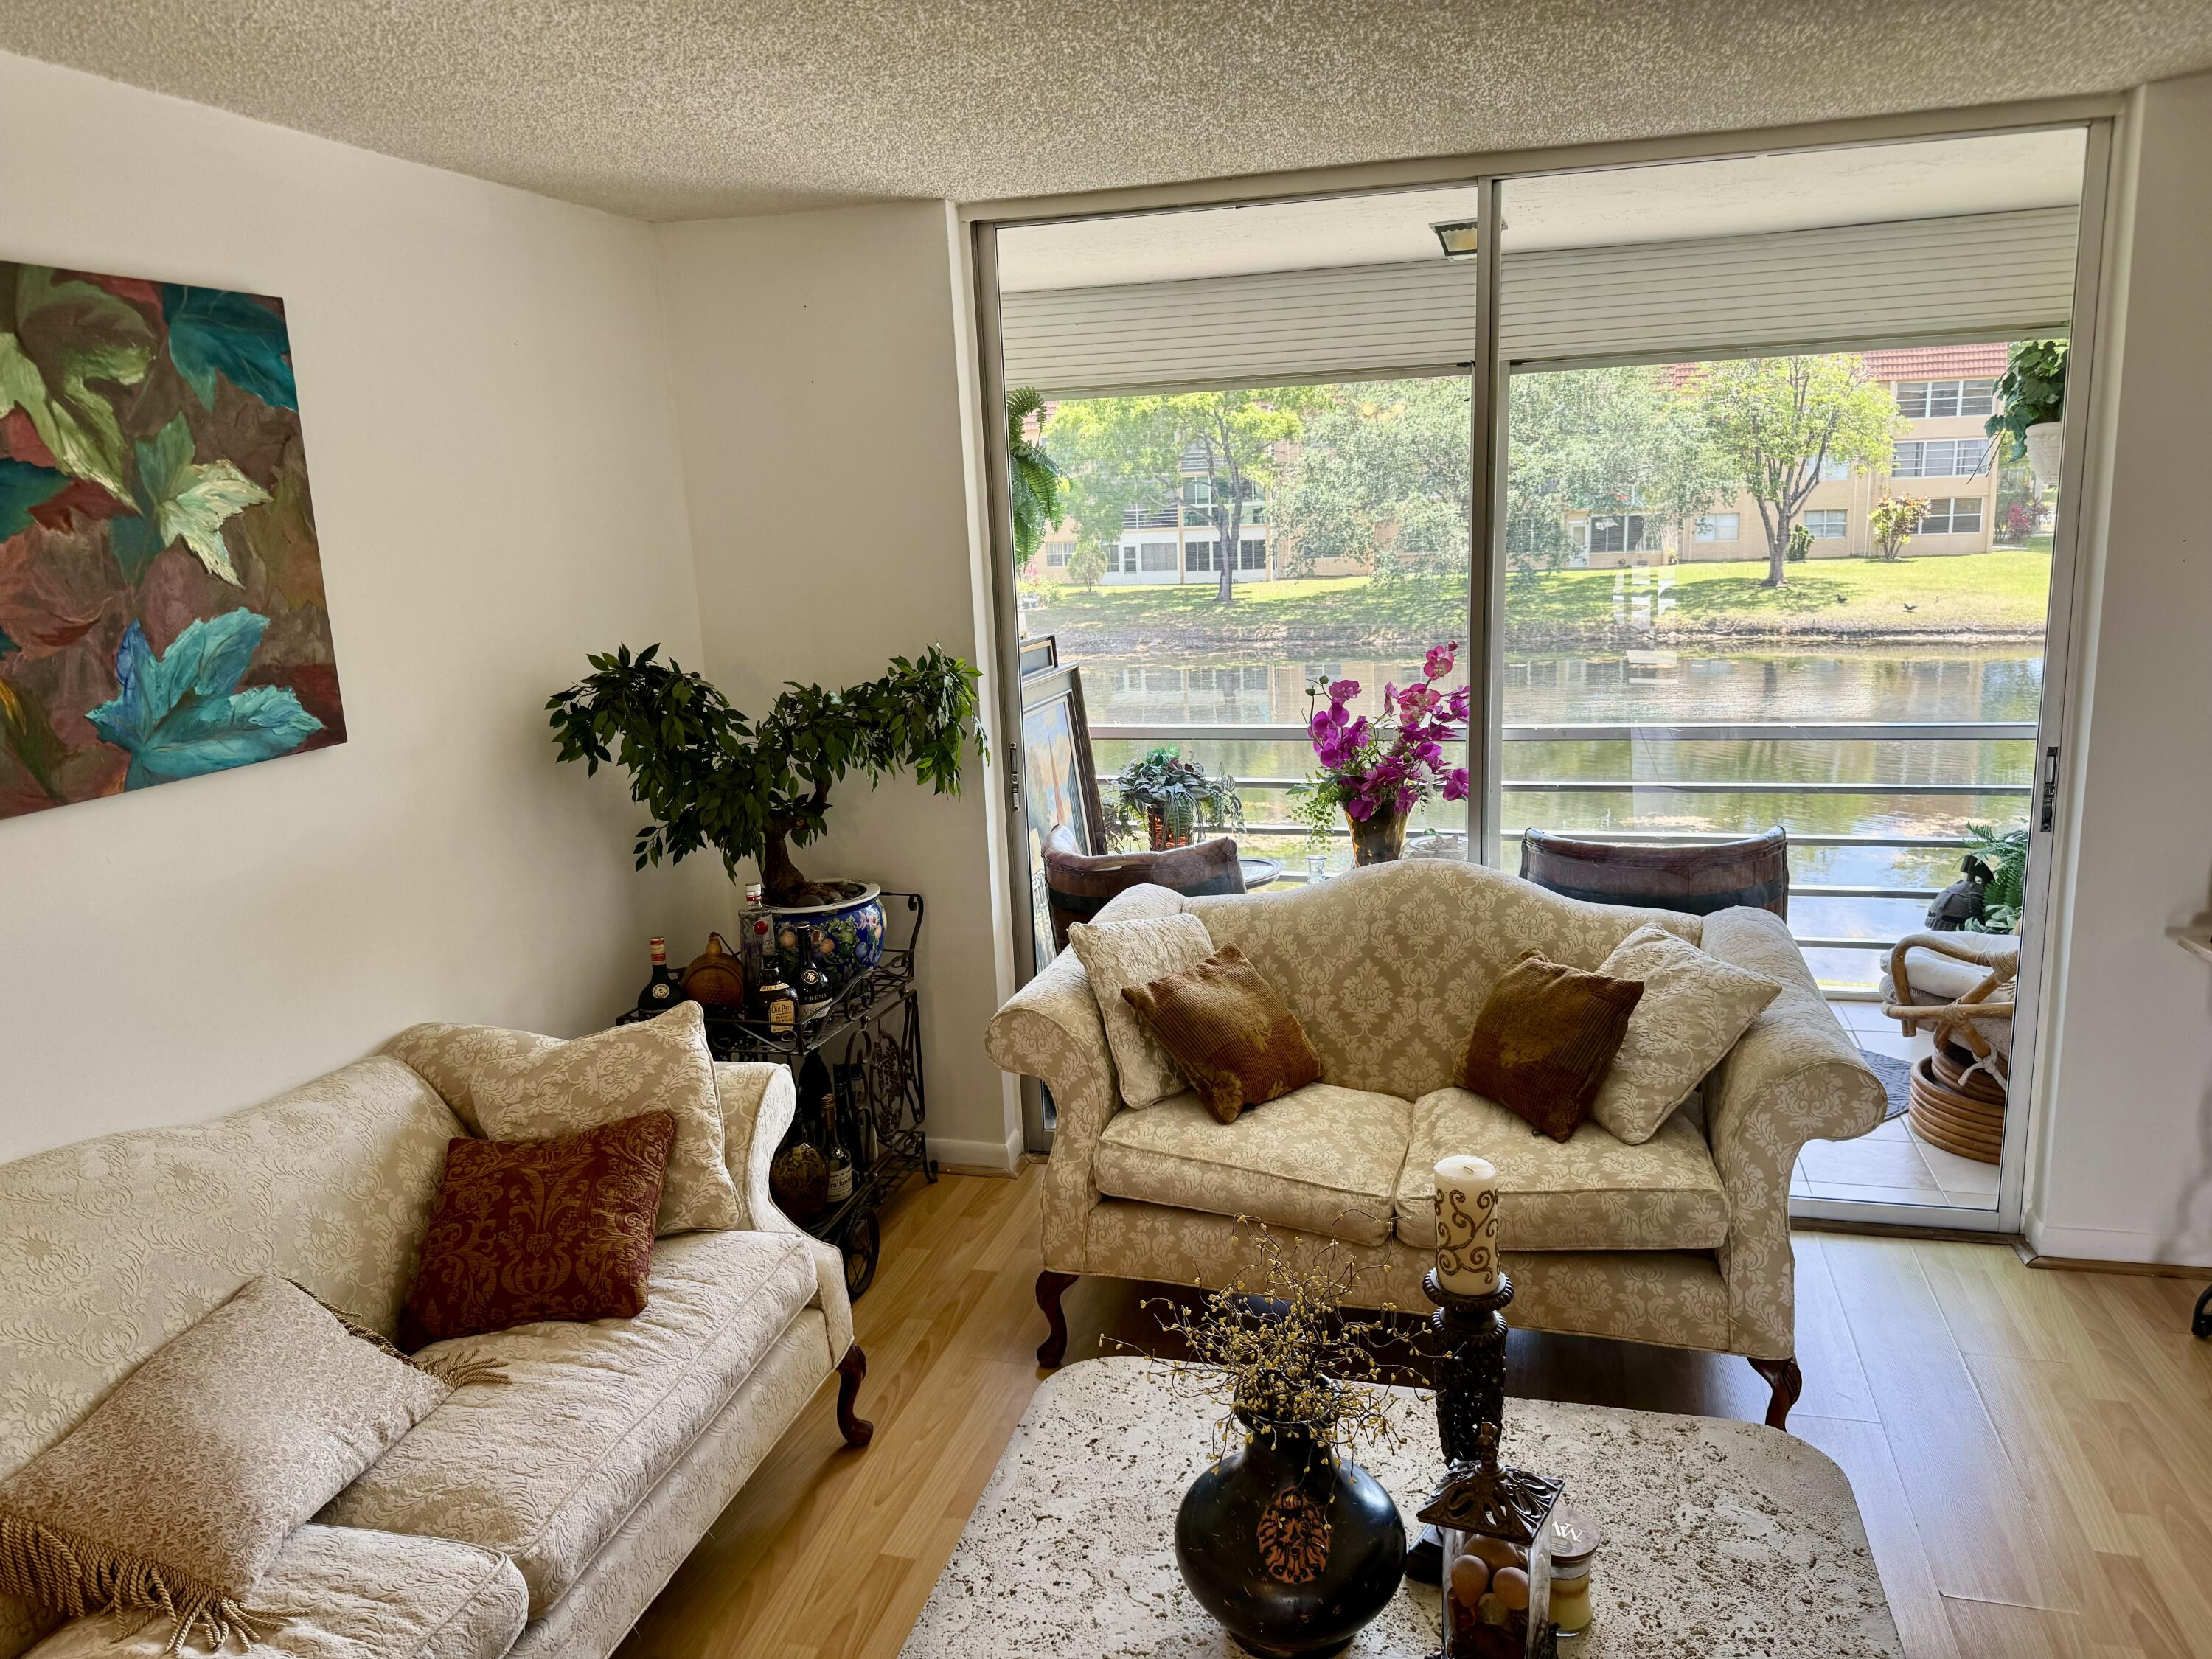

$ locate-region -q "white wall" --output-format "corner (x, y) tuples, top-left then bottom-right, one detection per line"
(0, 54), (723, 1161)
(2028, 70), (2212, 1267)
(656, 202), (1021, 1169)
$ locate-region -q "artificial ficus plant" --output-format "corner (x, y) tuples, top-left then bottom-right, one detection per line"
(547, 644), (984, 905)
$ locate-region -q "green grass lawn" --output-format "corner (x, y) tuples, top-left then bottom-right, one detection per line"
(1028, 549), (2053, 649)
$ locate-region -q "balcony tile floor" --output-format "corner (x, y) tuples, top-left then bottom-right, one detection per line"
(1789, 998), (2000, 1214)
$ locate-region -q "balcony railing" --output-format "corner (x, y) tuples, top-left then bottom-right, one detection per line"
(1087, 719), (2034, 977)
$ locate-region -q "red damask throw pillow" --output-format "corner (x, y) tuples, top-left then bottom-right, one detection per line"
(399, 1110), (675, 1349)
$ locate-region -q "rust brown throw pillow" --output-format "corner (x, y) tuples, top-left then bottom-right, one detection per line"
(1459, 952), (1646, 1142)
(400, 1110), (675, 1349)
(1121, 945), (1324, 1124)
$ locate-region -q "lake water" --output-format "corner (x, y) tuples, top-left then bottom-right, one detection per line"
(1077, 641), (2045, 987)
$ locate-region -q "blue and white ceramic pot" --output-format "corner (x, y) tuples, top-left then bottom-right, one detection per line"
(768, 881), (886, 988)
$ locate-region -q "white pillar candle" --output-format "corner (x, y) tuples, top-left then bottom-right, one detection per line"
(1435, 1155), (1501, 1295)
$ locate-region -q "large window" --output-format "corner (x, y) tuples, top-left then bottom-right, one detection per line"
(1695, 512), (1740, 541)
(1185, 538), (1220, 572)
(1893, 438), (1989, 477)
(1919, 496), (1984, 534)
(1237, 537), (1268, 571)
(1138, 540), (1177, 572)
(1896, 378), (1997, 418)
(1804, 509), (1848, 538)
(1587, 512), (1659, 553)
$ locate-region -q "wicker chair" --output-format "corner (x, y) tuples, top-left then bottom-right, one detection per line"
(1882, 931), (2018, 1164)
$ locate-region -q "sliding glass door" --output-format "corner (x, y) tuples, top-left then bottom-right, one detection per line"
(1485, 132), (2097, 1231)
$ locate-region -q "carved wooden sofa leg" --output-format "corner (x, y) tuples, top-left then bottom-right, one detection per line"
(1749, 1356), (1803, 1430)
(835, 1344), (874, 1447)
(1035, 1270), (1079, 1369)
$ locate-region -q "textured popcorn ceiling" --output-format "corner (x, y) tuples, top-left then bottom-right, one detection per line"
(1, 0), (2207, 222)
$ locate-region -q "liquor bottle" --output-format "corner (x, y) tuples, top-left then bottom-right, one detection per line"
(821, 1085), (854, 1204)
(739, 884), (772, 1008)
(759, 976), (796, 1032)
(636, 937), (684, 1016)
(796, 925), (835, 1020)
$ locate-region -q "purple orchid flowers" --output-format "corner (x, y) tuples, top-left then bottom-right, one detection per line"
(1303, 641), (1470, 824)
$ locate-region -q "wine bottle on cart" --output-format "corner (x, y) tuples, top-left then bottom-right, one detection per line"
(636, 937), (684, 1016)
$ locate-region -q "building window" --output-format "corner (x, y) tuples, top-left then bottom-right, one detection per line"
(1694, 512), (1740, 541)
(1896, 378), (1997, 419)
(1240, 665), (1270, 691)
(1107, 546), (1135, 574)
(1237, 538), (1267, 571)
(1919, 497), (1984, 535)
(1819, 455), (1851, 481)
(1893, 438), (1988, 478)
(1587, 513), (1660, 553)
(1185, 539), (1220, 572)
(1135, 540), (1178, 573)
(1043, 541), (1073, 568)
(1804, 510), (1848, 539)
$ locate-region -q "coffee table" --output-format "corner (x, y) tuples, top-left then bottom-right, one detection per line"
(900, 1357), (1900, 1658)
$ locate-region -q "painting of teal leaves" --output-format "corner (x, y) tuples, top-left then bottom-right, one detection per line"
(0, 261), (342, 818)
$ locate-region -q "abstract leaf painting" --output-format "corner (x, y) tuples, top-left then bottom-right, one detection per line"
(0, 261), (342, 819)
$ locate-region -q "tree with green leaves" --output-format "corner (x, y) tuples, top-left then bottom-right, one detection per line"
(1869, 493), (1927, 561)
(1691, 355), (1904, 586)
(546, 644), (984, 905)
(1273, 378), (1472, 580)
(1006, 386), (1062, 576)
(1506, 366), (1736, 580)
(1047, 388), (1313, 605)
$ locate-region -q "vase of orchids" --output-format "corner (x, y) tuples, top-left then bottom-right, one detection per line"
(1294, 641), (1471, 867)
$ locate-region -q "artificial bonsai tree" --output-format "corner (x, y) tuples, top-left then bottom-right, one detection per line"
(547, 644), (983, 906)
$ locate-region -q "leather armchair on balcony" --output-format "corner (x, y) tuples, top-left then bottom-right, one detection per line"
(1039, 822), (1245, 951)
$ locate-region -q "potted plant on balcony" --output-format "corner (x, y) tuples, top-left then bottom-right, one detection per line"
(1988, 338), (2068, 489)
(547, 644), (983, 982)
(1102, 745), (1244, 851)
(1299, 643), (1470, 866)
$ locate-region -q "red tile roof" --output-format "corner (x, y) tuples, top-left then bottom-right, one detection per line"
(1860, 343), (2009, 381)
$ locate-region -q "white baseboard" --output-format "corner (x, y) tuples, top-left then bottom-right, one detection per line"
(927, 1126), (1024, 1175)
(2022, 1213), (2212, 1272)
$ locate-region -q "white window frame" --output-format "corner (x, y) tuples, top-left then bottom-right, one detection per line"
(1237, 537), (1268, 571)
(1694, 512), (1739, 541)
(1919, 495), (1985, 535)
(1185, 538), (1220, 572)
(1137, 540), (1178, 573)
(1803, 509), (1848, 539)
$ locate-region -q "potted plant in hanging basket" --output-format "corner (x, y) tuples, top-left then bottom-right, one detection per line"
(1297, 642), (1470, 866)
(1988, 338), (2067, 490)
(1102, 745), (1244, 852)
(546, 644), (983, 984)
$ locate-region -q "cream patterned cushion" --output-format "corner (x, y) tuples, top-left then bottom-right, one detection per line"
(470, 1001), (739, 1234)
(1591, 925), (1782, 1144)
(1092, 1083), (1413, 1247)
(0, 1277), (448, 1652)
(321, 1228), (816, 1617)
(23, 1525), (528, 1659)
(1394, 1087), (1731, 1253)
(1068, 913), (1217, 1110)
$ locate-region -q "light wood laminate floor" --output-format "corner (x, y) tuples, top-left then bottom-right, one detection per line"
(616, 1163), (2212, 1659)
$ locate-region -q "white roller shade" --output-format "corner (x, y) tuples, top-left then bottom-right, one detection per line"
(1001, 208), (2076, 395)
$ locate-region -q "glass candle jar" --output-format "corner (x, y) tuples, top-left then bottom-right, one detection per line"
(1441, 1518), (1554, 1659)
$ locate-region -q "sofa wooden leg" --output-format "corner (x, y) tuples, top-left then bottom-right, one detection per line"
(1749, 1355), (1803, 1430)
(1035, 1270), (1079, 1370)
(835, 1344), (873, 1447)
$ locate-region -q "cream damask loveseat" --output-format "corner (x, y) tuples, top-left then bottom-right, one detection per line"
(0, 1026), (866, 1659)
(985, 860), (1885, 1427)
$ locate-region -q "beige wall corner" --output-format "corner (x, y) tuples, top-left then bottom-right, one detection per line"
(0, 52), (724, 1162)
(2027, 69), (2212, 1267)
(655, 200), (1022, 1169)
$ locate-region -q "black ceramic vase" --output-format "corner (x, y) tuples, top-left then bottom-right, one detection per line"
(1175, 1410), (1407, 1659)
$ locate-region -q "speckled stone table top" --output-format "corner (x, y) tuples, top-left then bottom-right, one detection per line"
(899, 1357), (1901, 1659)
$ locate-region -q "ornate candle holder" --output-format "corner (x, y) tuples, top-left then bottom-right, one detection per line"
(1405, 1265), (1514, 1584)
(1409, 1267), (1563, 1659)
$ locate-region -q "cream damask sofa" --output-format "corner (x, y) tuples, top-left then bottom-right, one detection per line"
(0, 1026), (866, 1659)
(985, 860), (1885, 1427)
